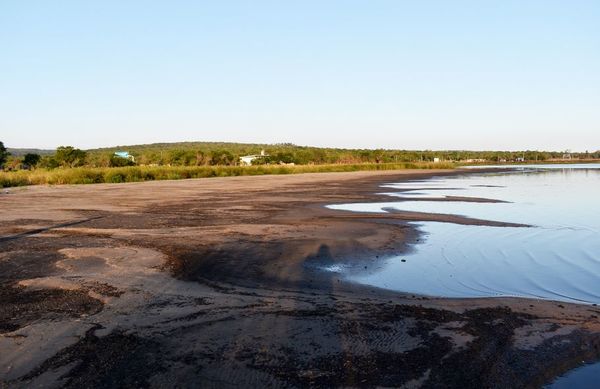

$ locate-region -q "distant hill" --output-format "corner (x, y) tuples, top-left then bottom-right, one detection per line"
(6, 142), (600, 166)
(7, 148), (55, 157)
(87, 141), (274, 152)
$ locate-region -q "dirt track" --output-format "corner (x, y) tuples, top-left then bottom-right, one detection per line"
(1, 170), (599, 388)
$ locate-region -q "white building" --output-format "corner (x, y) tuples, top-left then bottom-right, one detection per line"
(239, 150), (268, 166)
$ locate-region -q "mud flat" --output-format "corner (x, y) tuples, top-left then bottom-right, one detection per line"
(1, 169), (599, 388)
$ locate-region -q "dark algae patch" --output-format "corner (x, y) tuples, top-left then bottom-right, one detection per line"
(0, 285), (103, 334)
(23, 326), (164, 389)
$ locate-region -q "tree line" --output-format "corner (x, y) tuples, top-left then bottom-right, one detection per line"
(2, 141), (600, 171)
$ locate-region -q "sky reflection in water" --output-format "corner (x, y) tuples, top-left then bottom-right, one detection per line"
(327, 164), (600, 304)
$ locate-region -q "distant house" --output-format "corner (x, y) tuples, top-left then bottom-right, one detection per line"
(464, 158), (487, 163)
(114, 151), (135, 162)
(433, 157), (441, 163)
(239, 150), (268, 166)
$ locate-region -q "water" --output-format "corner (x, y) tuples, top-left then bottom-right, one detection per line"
(546, 362), (600, 388)
(326, 164), (600, 304)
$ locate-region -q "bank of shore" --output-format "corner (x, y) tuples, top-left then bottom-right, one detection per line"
(1, 169), (599, 388)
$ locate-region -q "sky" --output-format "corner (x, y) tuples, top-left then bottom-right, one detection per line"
(1, 1), (599, 151)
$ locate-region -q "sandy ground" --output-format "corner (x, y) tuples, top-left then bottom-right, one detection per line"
(1, 169), (599, 388)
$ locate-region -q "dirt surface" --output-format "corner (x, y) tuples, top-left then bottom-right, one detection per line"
(1, 169), (599, 388)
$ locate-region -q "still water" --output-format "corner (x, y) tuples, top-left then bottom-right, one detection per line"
(327, 164), (600, 304)
(546, 361), (600, 388)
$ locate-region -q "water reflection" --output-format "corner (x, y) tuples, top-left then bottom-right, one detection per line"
(546, 362), (600, 388)
(327, 164), (600, 304)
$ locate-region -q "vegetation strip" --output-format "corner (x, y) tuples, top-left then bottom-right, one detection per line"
(0, 162), (453, 187)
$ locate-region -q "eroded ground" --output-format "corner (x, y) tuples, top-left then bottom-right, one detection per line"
(1, 170), (599, 388)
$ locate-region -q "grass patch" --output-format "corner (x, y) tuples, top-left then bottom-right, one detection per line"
(0, 162), (455, 188)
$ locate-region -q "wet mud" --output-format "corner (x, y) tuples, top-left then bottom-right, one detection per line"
(1, 170), (599, 388)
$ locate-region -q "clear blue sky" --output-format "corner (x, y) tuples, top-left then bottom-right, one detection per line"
(1, 1), (599, 151)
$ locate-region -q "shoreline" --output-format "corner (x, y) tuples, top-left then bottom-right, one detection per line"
(1, 169), (599, 387)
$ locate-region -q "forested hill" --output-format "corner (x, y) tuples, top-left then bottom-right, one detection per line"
(5, 141), (600, 168)
(86, 141), (600, 166)
(7, 148), (55, 157)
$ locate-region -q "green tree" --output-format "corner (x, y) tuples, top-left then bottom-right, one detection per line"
(0, 141), (8, 168)
(22, 153), (41, 168)
(271, 151), (295, 164)
(39, 156), (59, 169)
(109, 155), (136, 167)
(168, 149), (195, 166)
(209, 150), (235, 165)
(55, 146), (87, 167)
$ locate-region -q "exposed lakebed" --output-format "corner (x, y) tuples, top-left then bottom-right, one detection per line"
(327, 164), (600, 304)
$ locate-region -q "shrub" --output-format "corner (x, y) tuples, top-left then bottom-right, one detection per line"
(109, 155), (136, 167)
(55, 146), (87, 168)
(22, 153), (41, 168)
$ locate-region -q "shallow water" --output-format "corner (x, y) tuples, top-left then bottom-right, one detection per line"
(546, 362), (600, 388)
(326, 164), (600, 304)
